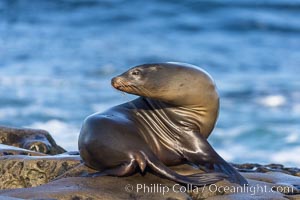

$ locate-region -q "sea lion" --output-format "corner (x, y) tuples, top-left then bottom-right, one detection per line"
(0, 126), (66, 155)
(78, 62), (248, 186)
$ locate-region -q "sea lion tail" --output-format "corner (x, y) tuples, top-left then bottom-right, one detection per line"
(139, 151), (225, 186)
(213, 157), (248, 186)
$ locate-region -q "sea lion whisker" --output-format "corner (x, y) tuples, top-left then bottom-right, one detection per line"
(135, 85), (152, 97)
(139, 86), (152, 96)
(119, 80), (127, 88)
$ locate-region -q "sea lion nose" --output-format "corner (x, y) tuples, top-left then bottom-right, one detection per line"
(111, 76), (122, 88)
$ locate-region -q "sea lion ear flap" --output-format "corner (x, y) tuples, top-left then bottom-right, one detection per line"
(149, 65), (162, 72)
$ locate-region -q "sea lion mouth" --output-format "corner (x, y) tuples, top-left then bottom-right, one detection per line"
(115, 84), (131, 90)
(111, 77), (132, 91)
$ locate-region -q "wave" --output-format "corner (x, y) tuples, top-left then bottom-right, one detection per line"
(28, 120), (80, 151)
(217, 144), (300, 167)
(270, 147), (300, 166)
(257, 95), (286, 107)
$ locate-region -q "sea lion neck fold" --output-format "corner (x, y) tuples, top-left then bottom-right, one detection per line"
(129, 97), (214, 140)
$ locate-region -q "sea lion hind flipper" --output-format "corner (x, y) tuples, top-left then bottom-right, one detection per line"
(212, 160), (248, 186)
(182, 132), (248, 186)
(184, 172), (228, 185)
(186, 172), (228, 179)
(140, 151), (224, 186)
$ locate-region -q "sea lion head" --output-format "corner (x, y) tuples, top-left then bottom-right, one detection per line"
(112, 62), (219, 107)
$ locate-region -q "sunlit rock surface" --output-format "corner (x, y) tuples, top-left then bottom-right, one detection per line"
(0, 155), (81, 189)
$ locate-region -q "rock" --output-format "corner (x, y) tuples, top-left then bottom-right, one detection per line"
(0, 154), (81, 189)
(0, 126), (300, 199)
(0, 152), (299, 199)
(0, 197), (24, 200)
(206, 193), (287, 200)
(283, 168), (300, 177)
(233, 163), (262, 171)
(0, 126), (66, 155)
(287, 195), (300, 200)
(0, 173), (191, 200)
(265, 164), (285, 170)
(234, 163), (300, 177)
(189, 175), (300, 200)
(1, 165), (300, 200)
(243, 172), (300, 194)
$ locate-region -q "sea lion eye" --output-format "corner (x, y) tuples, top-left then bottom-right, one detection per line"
(131, 70), (141, 76)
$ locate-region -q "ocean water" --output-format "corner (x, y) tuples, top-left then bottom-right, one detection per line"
(0, 0), (300, 166)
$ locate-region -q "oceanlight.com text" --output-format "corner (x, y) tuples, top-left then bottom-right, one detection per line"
(124, 183), (294, 196)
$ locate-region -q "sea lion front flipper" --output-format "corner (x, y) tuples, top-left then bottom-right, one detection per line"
(139, 151), (226, 186)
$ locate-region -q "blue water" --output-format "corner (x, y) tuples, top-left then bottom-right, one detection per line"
(1, 0), (300, 166)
